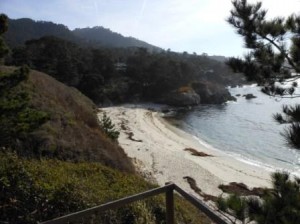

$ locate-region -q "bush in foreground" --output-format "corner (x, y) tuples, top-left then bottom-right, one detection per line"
(217, 172), (300, 224)
(0, 152), (211, 224)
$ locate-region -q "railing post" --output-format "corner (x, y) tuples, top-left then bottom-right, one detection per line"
(165, 183), (174, 224)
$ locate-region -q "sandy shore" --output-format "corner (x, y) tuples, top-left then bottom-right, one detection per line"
(99, 105), (272, 198)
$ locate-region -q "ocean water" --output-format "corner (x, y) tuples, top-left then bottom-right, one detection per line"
(167, 85), (300, 176)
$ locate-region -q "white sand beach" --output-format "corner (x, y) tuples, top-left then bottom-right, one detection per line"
(99, 105), (273, 199)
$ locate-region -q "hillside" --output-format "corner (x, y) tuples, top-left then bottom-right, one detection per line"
(4, 18), (160, 51)
(0, 65), (213, 224)
(4, 18), (77, 47)
(4, 16), (246, 107)
(7, 35), (245, 106)
(73, 27), (161, 52)
(0, 65), (134, 172)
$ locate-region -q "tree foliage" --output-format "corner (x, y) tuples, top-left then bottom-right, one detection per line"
(0, 66), (49, 149)
(98, 112), (120, 141)
(0, 14), (9, 60)
(227, 0), (300, 83)
(227, 0), (300, 148)
(4, 18), (77, 48)
(6, 35), (241, 105)
(217, 172), (300, 224)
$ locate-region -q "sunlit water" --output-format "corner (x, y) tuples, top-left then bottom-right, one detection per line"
(167, 85), (300, 176)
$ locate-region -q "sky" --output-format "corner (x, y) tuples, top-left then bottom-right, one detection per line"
(1, 0), (300, 57)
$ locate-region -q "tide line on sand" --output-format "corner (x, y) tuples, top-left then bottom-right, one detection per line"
(99, 106), (272, 198)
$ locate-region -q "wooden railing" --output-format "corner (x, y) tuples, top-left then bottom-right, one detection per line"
(40, 183), (228, 224)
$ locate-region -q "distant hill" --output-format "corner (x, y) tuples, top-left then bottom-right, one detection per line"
(73, 27), (161, 52)
(4, 18), (161, 51)
(209, 55), (228, 62)
(4, 18), (77, 47)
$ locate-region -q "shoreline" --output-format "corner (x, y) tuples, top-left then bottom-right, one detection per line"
(99, 105), (273, 198)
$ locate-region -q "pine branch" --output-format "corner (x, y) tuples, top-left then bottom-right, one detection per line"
(261, 35), (298, 71)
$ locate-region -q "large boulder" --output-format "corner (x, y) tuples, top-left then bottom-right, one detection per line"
(191, 81), (235, 104)
(160, 87), (201, 106)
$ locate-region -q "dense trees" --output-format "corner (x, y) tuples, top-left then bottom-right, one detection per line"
(0, 15), (49, 149)
(8, 36), (113, 103)
(4, 18), (77, 47)
(125, 49), (241, 100)
(2, 15), (249, 106)
(0, 66), (49, 149)
(6, 34), (240, 105)
(4, 17), (160, 51)
(0, 14), (9, 60)
(226, 0), (300, 148)
(73, 26), (160, 51)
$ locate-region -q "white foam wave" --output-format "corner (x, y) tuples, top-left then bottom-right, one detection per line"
(191, 133), (300, 175)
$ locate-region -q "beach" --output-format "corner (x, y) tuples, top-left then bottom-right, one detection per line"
(99, 105), (273, 199)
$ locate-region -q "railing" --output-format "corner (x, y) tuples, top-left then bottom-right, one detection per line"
(40, 183), (228, 224)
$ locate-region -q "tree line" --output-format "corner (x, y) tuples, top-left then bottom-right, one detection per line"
(5, 35), (239, 105)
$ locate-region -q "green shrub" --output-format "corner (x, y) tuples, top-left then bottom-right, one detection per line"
(98, 112), (120, 141)
(0, 66), (49, 148)
(0, 152), (210, 224)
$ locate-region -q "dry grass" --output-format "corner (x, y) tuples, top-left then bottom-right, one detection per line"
(1, 66), (134, 173)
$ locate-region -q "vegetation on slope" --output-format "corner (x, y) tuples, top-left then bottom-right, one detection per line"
(0, 152), (212, 224)
(0, 14), (212, 220)
(4, 18), (159, 51)
(0, 65), (134, 172)
(0, 14), (9, 59)
(73, 26), (161, 52)
(0, 65), (215, 224)
(0, 23), (212, 222)
(0, 66), (49, 149)
(6, 35), (243, 105)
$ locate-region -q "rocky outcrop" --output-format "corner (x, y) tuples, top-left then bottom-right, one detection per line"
(191, 81), (236, 104)
(243, 93), (257, 100)
(159, 88), (200, 106)
(158, 81), (236, 106)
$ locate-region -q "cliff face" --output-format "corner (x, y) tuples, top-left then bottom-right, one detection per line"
(159, 88), (201, 106)
(1, 66), (134, 173)
(158, 82), (235, 106)
(191, 81), (235, 104)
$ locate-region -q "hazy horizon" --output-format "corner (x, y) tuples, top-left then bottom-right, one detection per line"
(1, 0), (300, 57)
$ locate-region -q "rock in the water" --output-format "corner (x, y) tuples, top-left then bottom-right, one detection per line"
(243, 93), (257, 100)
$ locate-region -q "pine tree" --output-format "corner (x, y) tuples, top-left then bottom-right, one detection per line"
(0, 14), (9, 60)
(99, 112), (120, 141)
(217, 172), (300, 224)
(227, 0), (300, 148)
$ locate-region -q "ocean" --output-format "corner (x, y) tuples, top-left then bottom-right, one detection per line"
(166, 85), (300, 176)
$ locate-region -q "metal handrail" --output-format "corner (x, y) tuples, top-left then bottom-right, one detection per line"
(40, 183), (228, 224)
